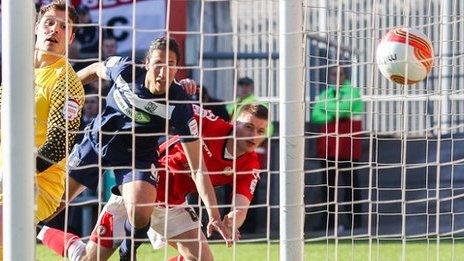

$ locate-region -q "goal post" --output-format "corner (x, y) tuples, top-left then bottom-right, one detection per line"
(279, 0), (305, 260)
(1, 0), (36, 260)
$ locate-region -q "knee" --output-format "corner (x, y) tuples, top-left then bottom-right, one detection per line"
(127, 208), (152, 228)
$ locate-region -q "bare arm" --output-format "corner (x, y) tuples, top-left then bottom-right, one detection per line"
(76, 62), (108, 85)
(223, 194), (251, 230)
(181, 139), (221, 220)
(181, 139), (232, 245)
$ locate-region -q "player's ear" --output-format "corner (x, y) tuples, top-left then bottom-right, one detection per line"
(144, 58), (150, 70)
(68, 32), (75, 45)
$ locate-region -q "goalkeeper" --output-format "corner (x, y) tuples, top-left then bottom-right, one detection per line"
(0, 0), (84, 259)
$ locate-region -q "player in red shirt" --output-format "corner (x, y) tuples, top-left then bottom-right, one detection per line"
(39, 103), (269, 261)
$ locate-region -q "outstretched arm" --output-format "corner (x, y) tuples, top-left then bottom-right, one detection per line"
(223, 194), (251, 231)
(181, 139), (232, 245)
(77, 62), (108, 85)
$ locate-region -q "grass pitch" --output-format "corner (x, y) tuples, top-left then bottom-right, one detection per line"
(36, 240), (464, 260)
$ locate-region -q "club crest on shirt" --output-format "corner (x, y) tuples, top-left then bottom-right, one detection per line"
(62, 98), (80, 120)
(223, 166), (233, 176)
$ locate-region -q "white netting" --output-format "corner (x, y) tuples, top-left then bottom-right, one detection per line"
(13, 0), (463, 260)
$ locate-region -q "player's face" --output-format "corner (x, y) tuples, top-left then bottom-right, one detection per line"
(35, 9), (75, 56)
(145, 49), (178, 94)
(235, 113), (268, 153)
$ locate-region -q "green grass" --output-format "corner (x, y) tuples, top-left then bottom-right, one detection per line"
(36, 240), (464, 261)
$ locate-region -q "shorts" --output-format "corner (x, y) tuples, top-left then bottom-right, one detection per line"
(90, 194), (200, 249)
(148, 203), (200, 249)
(68, 133), (158, 191)
(0, 165), (65, 221)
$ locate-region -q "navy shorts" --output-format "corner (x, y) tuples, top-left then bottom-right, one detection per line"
(68, 134), (158, 191)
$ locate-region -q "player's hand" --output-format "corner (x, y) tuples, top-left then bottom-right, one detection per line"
(206, 217), (233, 247)
(222, 215), (241, 243)
(179, 78), (198, 96)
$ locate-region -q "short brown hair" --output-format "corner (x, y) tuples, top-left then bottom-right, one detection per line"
(145, 36), (181, 63)
(238, 104), (269, 121)
(37, 0), (79, 33)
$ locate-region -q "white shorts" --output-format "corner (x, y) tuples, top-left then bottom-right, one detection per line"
(148, 204), (201, 249)
(91, 194), (200, 250)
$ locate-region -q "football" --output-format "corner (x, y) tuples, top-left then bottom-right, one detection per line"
(376, 27), (434, 85)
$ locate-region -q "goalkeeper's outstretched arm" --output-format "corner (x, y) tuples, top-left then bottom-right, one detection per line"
(77, 62), (108, 85)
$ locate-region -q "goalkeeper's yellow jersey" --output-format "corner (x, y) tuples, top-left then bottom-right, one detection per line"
(0, 57), (84, 221)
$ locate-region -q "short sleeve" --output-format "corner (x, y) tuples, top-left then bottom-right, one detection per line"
(236, 171), (260, 201)
(103, 56), (130, 82)
(236, 161), (261, 201)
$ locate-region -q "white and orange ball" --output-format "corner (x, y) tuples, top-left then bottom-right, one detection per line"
(376, 27), (434, 85)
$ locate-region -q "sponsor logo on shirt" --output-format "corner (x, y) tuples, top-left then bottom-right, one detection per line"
(114, 75), (174, 119)
(62, 98), (80, 120)
(113, 88), (151, 123)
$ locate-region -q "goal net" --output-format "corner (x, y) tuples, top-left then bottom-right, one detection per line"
(2, 0), (464, 260)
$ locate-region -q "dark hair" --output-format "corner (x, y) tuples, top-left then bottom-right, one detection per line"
(37, 0), (79, 33)
(238, 104), (268, 121)
(145, 36), (181, 63)
(237, 77), (254, 86)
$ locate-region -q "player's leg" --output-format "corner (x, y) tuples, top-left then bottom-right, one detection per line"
(148, 205), (212, 261)
(83, 193), (127, 260)
(117, 169), (158, 260)
(170, 229), (213, 261)
(44, 136), (101, 222)
(38, 193), (126, 261)
(37, 225), (85, 261)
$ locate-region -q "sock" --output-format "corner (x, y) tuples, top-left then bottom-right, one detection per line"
(168, 255), (185, 261)
(67, 239), (86, 261)
(119, 219), (150, 260)
(37, 226), (80, 257)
